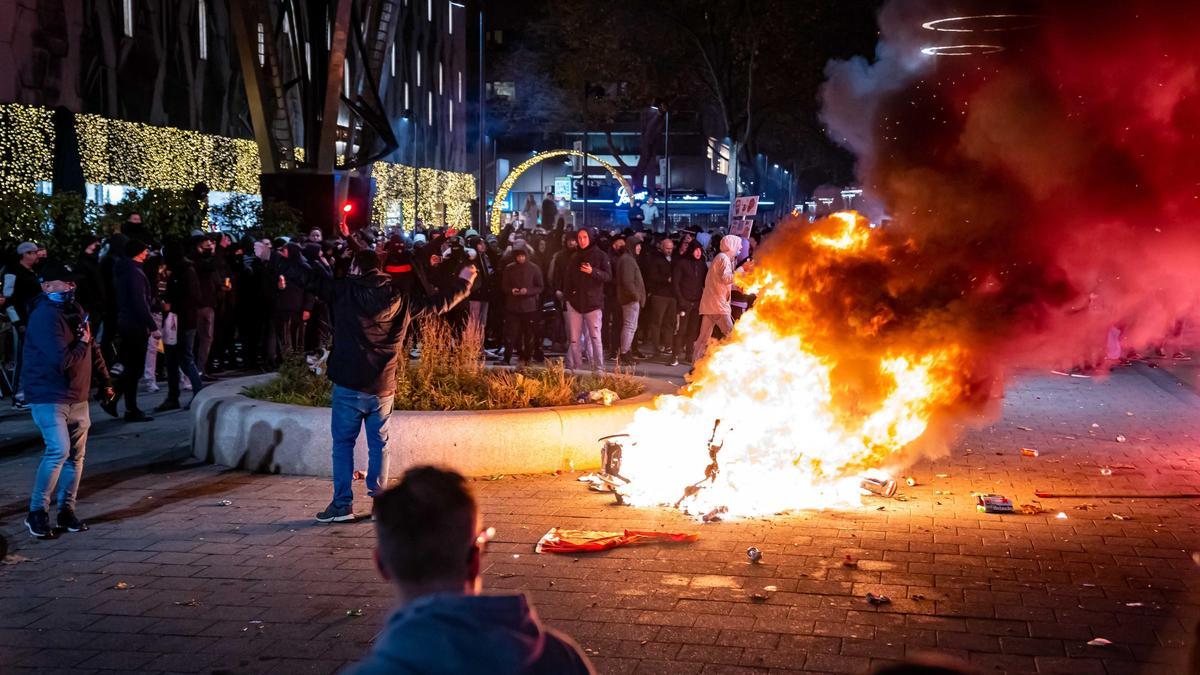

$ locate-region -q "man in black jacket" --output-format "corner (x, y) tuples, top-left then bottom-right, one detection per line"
(672, 241), (708, 363)
(500, 243), (544, 365)
(562, 228), (611, 371)
(113, 240), (157, 422)
(22, 261), (114, 538)
(192, 236), (221, 378)
(4, 241), (44, 407)
(640, 237), (678, 365)
(301, 239), (475, 523)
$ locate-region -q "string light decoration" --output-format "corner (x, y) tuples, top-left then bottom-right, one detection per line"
(490, 150), (632, 234)
(0, 103), (54, 194)
(0, 103), (474, 228)
(76, 114), (259, 193)
(370, 161), (475, 229)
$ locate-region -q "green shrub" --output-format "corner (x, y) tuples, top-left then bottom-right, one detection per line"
(246, 315), (645, 410)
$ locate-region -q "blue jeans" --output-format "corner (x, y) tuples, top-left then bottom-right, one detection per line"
(331, 384), (394, 508)
(29, 402), (91, 513)
(166, 328), (204, 402)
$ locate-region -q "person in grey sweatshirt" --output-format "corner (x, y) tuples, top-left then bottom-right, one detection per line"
(347, 466), (593, 675)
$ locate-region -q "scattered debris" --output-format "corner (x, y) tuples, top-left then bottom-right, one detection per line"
(577, 389), (620, 406)
(216, 499), (232, 507)
(750, 592), (769, 603)
(1017, 426), (1033, 431)
(904, 477), (917, 487)
(860, 477), (898, 498)
(1086, 638), (1113, 647)
(352, 470), (366, 480)
(346, 609), (364, 617)
(976, 495), (1014, 514)
(1, 554), (33, 566)
(535, 528), (698, 554)
(746, 547), (763, 564)
(866, 593), (892, 606)
(113, 581), (131, 590)
(173, 599), (200, 607)
(936, 473), (949, 478)
(1125, 602), (1144, 607)
(1019, 503), (1045, 515)
(1073, 503), (1097, 511)
(1106, 514), (1129, 521)
(1092, 423), (1101, 428)
(1020, 447), (1039, 457)
(1115, 435), (1127, 443)
(842, 555), (859, 568)
(702, 507), (728, 523)
(763, 585), (778, 592)
(911, 593), (926, 601)
(1100, 467), (1113, 477)
(1056, 512), (1069, 520)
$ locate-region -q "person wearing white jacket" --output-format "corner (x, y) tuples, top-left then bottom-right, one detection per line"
(693, 234), (743, 362)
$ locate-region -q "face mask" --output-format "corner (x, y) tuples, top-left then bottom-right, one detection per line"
(47, 290), (75, 304)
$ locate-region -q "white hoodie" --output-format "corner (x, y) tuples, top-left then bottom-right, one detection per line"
(699, 235), (743, 315)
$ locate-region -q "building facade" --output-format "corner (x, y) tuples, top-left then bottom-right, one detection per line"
(0, 0), (482, 229)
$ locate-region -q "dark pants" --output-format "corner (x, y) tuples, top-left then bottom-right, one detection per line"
(165, 328), (204, 403)
(643, 295), (678, 355)
(603, 296), (622, 356)
(267, 313), (302, 365)
(118, 327), (150, 414)
(504, 310), (541, 362)
(675, 301), (702, 359)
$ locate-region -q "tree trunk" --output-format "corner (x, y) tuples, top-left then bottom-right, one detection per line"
(147, 0), (169, 125)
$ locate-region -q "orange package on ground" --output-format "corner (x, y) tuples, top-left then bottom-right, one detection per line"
(535, 528), (699, 554)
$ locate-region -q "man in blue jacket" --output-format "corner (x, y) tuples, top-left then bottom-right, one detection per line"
(347, 466), (593, 675)
(23, 261), (115, 538)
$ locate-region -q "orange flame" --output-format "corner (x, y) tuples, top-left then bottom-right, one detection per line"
(618, 212), (966, 517)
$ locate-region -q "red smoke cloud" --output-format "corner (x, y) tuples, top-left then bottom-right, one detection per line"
(814, 0), (1200, 379)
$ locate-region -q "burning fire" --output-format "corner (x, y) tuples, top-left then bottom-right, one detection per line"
(617, 211), (967, 517)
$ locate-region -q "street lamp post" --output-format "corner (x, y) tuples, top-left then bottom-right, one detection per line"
(663, 107), (670, 231)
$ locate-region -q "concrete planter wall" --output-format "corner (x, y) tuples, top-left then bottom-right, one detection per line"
(191, 373), (676, 478)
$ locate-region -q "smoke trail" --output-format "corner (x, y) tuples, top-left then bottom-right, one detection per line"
(812, 0), (1200, 376)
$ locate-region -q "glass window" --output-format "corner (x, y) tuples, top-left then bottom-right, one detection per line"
(198, 0), (208, 59)
(256, 23), (265, 66)
(123, 0), (134, 37)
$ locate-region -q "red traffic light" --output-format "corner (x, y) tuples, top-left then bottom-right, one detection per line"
(342, 202), (354, 214)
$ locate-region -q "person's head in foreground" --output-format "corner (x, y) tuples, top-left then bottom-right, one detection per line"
(350, 466), (594, 675)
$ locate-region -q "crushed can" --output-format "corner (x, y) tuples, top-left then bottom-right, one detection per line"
(746, 547), (763, 563)
(976, 494), (1014, 514)
(1020, 448), (1039, 457)
(860, 477), (898, 498)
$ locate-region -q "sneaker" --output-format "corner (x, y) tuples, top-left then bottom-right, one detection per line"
(13, 399), (29, 411)
(57, 510), (88, 533)
(668, 357), (680, 367)
(1173, 352), (1192, 360)
(110, 362), (124, 376)
(181, 379), (193, 391)
(154, 399), (181, 412)
(25, 510), (51, 538)
(315, 503), (355, 523)
(123, 411), (154, 423)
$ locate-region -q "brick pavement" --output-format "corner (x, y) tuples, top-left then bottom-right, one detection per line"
(0, 365), (1198, 674)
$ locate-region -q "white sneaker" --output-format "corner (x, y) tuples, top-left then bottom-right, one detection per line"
(181, 379), (193, 391)
(140, 378), (159, 393)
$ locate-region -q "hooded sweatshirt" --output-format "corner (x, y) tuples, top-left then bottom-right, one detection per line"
(562, 228), (612, 314)
(698, 235), (742, 316)
(347, 593), (593, 675)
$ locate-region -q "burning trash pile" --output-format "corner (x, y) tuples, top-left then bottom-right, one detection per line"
(596, 212), (974, 518)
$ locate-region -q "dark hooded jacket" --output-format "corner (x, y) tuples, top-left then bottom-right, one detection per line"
(346, 593), (593, 675)
(21, 294), (110, 404)
(114, 256), (157, 333)
(301, 262), (470, 396)
(672, 242), (708, 307)
(562, 228), (612, 314)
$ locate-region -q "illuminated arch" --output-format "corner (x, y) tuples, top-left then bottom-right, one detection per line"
(490, 150), (634, 233)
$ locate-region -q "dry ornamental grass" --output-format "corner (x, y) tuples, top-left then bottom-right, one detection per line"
(246, 315), (643, 410)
